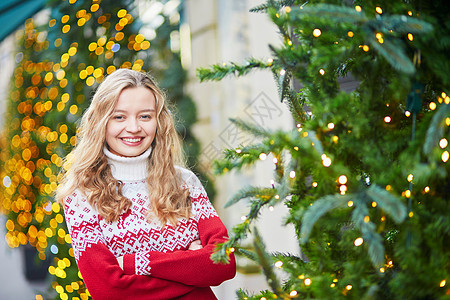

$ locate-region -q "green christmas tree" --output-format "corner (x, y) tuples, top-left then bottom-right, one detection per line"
(1, 0), (206, 299)
(198, 0), (449, 299)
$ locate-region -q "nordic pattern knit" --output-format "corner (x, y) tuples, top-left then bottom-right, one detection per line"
(63, 148), (236, 300)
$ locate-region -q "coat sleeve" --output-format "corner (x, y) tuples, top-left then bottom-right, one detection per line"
(121, 171), (236, 287)
(64, 191), (197, 300)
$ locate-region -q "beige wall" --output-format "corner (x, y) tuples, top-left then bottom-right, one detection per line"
(183, 1), (298, 298)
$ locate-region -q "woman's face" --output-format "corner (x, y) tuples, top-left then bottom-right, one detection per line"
(105, 86), (158, 157)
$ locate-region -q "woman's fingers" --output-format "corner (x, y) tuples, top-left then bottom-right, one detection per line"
(188, 239), (203, 250)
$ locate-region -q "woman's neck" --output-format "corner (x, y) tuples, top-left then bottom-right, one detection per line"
(103, 146), (152, 182)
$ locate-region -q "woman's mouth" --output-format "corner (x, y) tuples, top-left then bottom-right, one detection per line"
(120, 137), (144, 144)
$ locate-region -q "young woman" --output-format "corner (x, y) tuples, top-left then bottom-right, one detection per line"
(56, 68), (236, 299)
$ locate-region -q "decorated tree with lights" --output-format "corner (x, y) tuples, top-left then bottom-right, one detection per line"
(1, 0), (204, 299)
(199, 0), (449, 299)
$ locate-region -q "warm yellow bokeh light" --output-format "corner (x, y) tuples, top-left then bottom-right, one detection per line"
(61, 15), (70, 23)
(135, 34), (145, 43)
(338, 175), (347, 185)
(91, 4), (99, 12)
(117, 9), (127, 18)
(442, 151), (449, 162)
(62, 25), (70, 34)
(354, 237), (363, 246)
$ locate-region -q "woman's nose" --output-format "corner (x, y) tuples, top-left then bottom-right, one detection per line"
(126, 119), (141, 132)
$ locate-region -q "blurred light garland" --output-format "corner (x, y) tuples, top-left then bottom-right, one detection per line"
(0, 0), (172, 298)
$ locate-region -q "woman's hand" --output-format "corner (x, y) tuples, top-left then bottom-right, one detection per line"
(188, 239), (203, 250)
(117, 256), (124, 269)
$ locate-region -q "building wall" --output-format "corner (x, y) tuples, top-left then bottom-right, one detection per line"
(183, 1), (298, 299)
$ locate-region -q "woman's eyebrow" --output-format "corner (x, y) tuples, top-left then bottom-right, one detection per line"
(113, 108), (156, 113)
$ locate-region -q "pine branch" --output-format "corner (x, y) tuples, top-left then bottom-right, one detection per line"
(272, 251), (302, 260)
(364, 284), (380, 299)
(225, 186), (276, 208)
(286, 4), (433, 75)
(274, 68), (291, 102)
(352, 194), (384, 268)
(249, 0), (296, 13)
(230, 118), (270, 138)
(377, 15), (433, 34)
(265, 2), (292, 40)
(299, 194), (349, 244)
(248, 198), (267, 220)
(252, 227), (285, 296)
(211, 221), (250, 263)
(269, 156), (296, 207)
(289, 4), (368, 24)
(285, 90), (308, 124)
(236, 289), (251, 299)
(269, 44), (306, 72)
(196, 58), (271, 82)
(306, 130), (324, 156)
(213, 143), (273, 174)
(238, 248), (260, 263)
(212, 194), (293, 264)
(368, 36), (415, 75)
(213, 174), (294, 262)
(423, 103), (450, 155)
(366, 185), (407, 223)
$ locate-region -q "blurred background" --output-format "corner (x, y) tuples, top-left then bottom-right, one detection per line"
(0, 0), (297, 299)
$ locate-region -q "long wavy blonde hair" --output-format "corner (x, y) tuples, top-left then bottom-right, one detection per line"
(56, 68), (190, 226)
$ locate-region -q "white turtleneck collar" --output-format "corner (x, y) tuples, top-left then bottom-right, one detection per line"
(103, 146), (152, 182)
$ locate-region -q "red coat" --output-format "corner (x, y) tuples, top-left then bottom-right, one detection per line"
(64, 168), (236, 300)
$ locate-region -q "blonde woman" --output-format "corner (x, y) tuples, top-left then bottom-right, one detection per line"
(56, 68), (236, 299)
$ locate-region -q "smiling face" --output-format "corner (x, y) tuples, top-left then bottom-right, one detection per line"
(105, 86), (158, 157)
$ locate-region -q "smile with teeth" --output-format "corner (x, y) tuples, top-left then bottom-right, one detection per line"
(121, 137), (143, 143)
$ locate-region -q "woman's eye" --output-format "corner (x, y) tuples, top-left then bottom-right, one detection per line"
(113, 115), (124, 120)
(140, 115), (151, 120)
